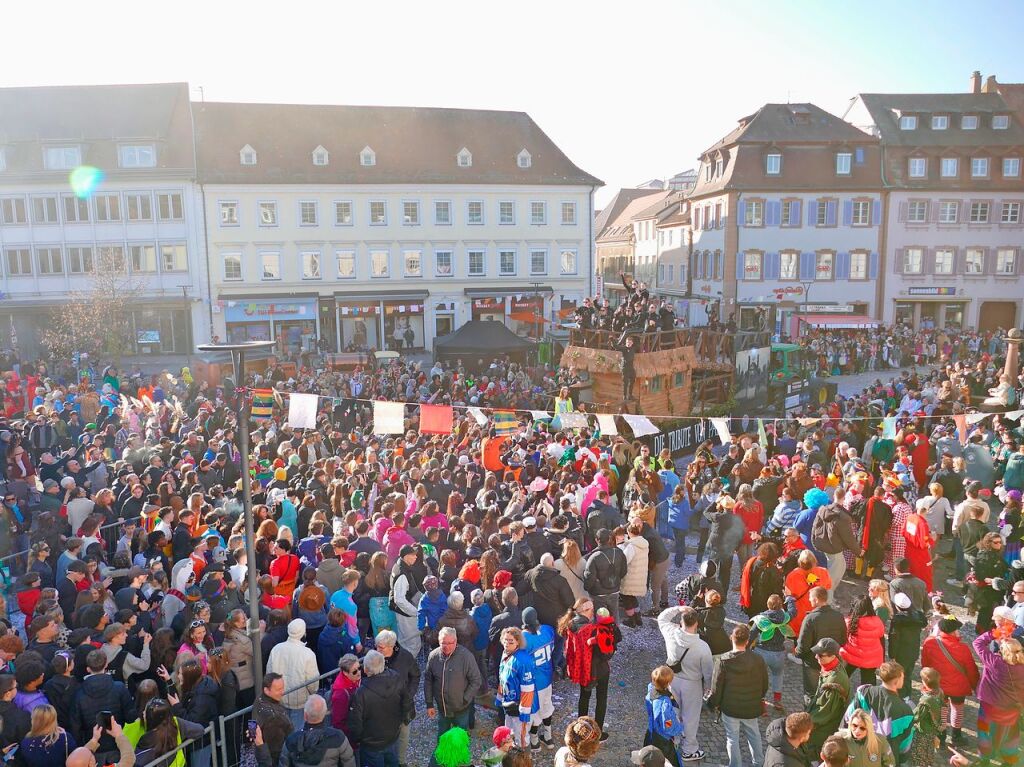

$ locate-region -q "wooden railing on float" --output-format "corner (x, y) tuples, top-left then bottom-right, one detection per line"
(567, 327), (771, 366)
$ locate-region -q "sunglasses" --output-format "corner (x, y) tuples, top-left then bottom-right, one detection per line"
(345, 667), (361, 675)
(849, 724), (868, 733)
(190, 620), (207, 629)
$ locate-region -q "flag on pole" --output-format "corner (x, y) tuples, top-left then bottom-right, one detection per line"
(287, 393), (319, 429)
(419, 404), (453, 435)
(492, 410), (518, 436)
(965, 412), (989, 425)
(372, 401), (405, 435)
(709, 417), (731, 445)
(530, 410), (551, 421)
(251, 389), (274, 421)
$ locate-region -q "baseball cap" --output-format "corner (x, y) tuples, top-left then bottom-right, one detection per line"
(631, 746), (667, 767)
(810, 637), (841, 656)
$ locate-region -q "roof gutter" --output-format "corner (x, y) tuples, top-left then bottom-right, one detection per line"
(875, 140), (892, 323)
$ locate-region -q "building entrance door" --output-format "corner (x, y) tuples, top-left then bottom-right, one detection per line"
(979, 301), (1017, 333)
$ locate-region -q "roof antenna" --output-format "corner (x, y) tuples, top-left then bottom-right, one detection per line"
(196, 85), (205, 103)
(787, 90), (791, 104)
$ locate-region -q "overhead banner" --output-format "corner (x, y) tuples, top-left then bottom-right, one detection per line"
(624, 414), (659, 437)
(373, 401), (405, 435)
(286, 393), (319, 429)
(596, 414), (618, 436)
(709, 417), (731, 445)
(559, 412), (589, 430)
(419, 404), (453, 435)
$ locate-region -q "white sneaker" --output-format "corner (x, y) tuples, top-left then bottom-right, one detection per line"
(681, 750), (706, 762)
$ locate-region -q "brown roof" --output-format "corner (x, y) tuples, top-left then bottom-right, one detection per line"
(594, 188), (663, 236)
(632, 191), (685, 222)
(994, 83), (1024, 123)
(194, 102), (601, 186)
(595, 190), (671, 242)
(702, 103), (873, 155)
(857, 92), (1024, 146)
(0, 82), (195, 177)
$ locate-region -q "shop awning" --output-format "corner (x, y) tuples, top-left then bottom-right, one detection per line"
(334, 290), (429, 301)
(464, 286), (552, 297)
(799, 314), (880, 329)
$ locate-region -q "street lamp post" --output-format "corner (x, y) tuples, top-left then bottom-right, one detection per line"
(197, 340), (274, 691)
(799, 280), (814, 340)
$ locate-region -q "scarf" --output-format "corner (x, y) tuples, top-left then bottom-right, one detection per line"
(819, 655), (840, 674)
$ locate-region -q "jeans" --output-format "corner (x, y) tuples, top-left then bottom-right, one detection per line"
(591, 593), (619, 621)
(721, 713), (763, 767)
(953, 537), (967, 580)
(755, 648), (786, 695)
(578, 675), (609, 730)
(287, 707), (305, 730)
(190, 745), (212, 767)
(360, 742), (399, 767)
(672, 529), (689, 566)
(825, 551), (846, 598)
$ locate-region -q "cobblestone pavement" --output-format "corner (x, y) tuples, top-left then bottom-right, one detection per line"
(405, 536), (980, 766)
(829, 363), (940, 398)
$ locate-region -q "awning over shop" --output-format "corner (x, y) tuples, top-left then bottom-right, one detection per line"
(798, 314), (880, 329)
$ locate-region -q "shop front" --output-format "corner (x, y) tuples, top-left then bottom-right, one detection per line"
(334, 290), (429, 352)
(464, 286), (553, 334)
(383, 301), (425, 351)
(894, 287), (967, 330)
(471, 297), (506, 323)
(222, 297), (319, 355)
(509, 296), (546, 338)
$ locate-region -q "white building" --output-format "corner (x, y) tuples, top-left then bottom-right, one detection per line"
(194, 102), (601, 354)
(0, 83), (209, 357)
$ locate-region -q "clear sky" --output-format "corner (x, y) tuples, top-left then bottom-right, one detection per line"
(4, 0), (1022, 206)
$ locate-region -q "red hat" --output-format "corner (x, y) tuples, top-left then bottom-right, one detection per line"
(492, 726), (513, 747)
(492, 570), (513, 590)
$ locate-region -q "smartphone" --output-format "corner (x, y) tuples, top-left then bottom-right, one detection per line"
(3, 746), (19, 763)
(97, 711), (114, 730)
(245, 720), (258, 744)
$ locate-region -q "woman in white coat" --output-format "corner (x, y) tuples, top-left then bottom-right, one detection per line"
(619, 520), (649, 628)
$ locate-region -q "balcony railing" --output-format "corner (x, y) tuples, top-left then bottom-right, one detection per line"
(567, 327), (771, 365)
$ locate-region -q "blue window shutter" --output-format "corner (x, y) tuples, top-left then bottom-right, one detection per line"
(855, 147), (865, 164)
(842, 201), (853, 227)
(800, 252), (815, 281)
(766, 201), (780, 227)
(807, 201), (818, 226)
(737, 201), (747, 226)
(836, 252), (850, 280)
(872, 200), (881, 226)
(736, 252), (745, 281)
(791, 200), (802, 226)
(869, 252), (879, 280)
(826, 200), (837, 226)
(766, 252), (780, 281)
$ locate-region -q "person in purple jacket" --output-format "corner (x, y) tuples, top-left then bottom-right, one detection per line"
(972, 629), (1024, 766)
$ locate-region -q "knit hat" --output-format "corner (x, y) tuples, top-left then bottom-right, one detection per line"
(492, 570), (513, 591)
(287, 618), (306, 639)
(993, 606), (1015, 623)
(521, 606), (540, 630)
(491, 726), (513, 748)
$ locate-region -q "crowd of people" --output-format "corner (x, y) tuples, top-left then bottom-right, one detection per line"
(0, 315), (1022, 767)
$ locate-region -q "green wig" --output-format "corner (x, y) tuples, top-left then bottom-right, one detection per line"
(433, 726), (471, 767)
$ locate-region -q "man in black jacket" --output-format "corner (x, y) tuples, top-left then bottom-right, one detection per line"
(704, 496), (746, 596)
(71, 650), (137, 763)
(795, 587), (848, 706)
(524, 554), (575, 629)
(585, 491), (623, 551)
(0, 674), (31, 748)
(810, 488), (861, 600)
(707, 625), (769, 767)
(259, 695), (356, 767)
(253, 672), (294, 767)
(375, 629), (420, 766)
(583, 529), (627, 617)
(348, 651), (413, 765)
(171, 508), (198, 563)
(58, 559), (88, 619)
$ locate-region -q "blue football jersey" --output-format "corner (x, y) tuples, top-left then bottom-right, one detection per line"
(523, 624), (556, 691)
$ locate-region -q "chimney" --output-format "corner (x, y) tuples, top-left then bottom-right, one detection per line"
(970, 70), (982, 94)
(984, 74), (998, 93)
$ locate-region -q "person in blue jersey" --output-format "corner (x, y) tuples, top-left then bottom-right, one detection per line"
(521, 607), (556, 751)
(497, 626), (538, 749)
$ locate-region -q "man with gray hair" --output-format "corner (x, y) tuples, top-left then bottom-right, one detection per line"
(424, 626), (483, 747)
(374, 630), (420, 765)
(258, 694), (356, 767)
(437, 591), (478, 648)
(348, 650), (413, 766)
(524, 552), (574, 630)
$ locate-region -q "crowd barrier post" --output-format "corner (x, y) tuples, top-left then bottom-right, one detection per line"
(140, 723), (216, 767)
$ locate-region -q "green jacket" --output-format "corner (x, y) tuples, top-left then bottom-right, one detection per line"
(808, 664), (851, 752)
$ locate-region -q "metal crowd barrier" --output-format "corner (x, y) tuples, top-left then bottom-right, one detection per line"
(140, 723), (217, 767)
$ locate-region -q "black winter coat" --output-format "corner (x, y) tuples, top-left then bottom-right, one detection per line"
(888, 608), (927, 663)
(763, 716), (811, 767)
(704, 509), (745, 560)
(583, 545), (627, 596)
(708, 648), (769, 719)
(71, 673), (138, 751)
(174, 675), (221, 726)
(523, 565), (575, 628)
(796, 605), (848, 667)
(347, 669), (413, 750)
(41, 674), (79, 731)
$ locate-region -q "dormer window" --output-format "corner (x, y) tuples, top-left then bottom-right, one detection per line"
(899, 115), (917, 130)
(44, 146), (81, 170)
(961, 115), (978, 130)
(765, 153), (782, 175)
(993, 114), (1010, 130)
(457, 148), (472, 167)
(312, 146), (329, 166)
(360, 146), (376, 166)
(119, 145), (156, 168)
(517, 149), (532, 169)
(714, 155), (723, 177)
(931, 115), (948, 130)
(239, 145), (257, 166)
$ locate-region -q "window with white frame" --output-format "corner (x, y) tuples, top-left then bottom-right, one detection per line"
(1003, 158), (1021, 178)
(993, 115), (1010, 130)
(5, 247), (32, 276)
(36, 247), (63, 275)
(961, 115), (978, 130)
(499, 201), (515, 225)
(334, 201), (353, 226)
(780, 251), (799, 280)
(403, 249), (422, 277)
(336, 250), (355, 278)
(940, 158), (959, 178)
(499, 249), (516, 276)
(970, 201), (990, 224)
(934, 248), (955, 274)
(744, 200), (764, 226)
(312, 146), (329, 166)
(44, 146), (81, 170)
(370, 249), (389, 277)
(402, 201), (420, 226)
(939, 201), (959, 223)
(67, 246), (93, 274)
(780, 201), (797, 228)
(158, 192), (183, 221)
(434, 201), (452, 225)
(530, 201), (546, 225)
(260, 252), (280, 280)
(240, 145), (257, 165)
(467, 201), (484, 225)
(457, 148), (472, 167)
(743, 251), (763, 280)
(517, 149), (531, 168)
(31, 196), (59, 224)
(302, 251), (321, 279)
(908, 200), (928, 223)
(63, 194), (89, 221)
(852, 200), (871, 226)
(125, 193), (152, 222)
(815, 251), (834, 280)
(434, 250), (453, 276)
(964, 247), (985, 274)
(667, 264), (675, 283)
(836, 152), (852, 175)
(258, 201), (277, 226)
(119, 145), (156, 168)
(0, 197), (26, 225)
(765, 153), (781, 175)
(908, 157), (927, 178)
(715, 202), (723, 227)
(96, 245), (125, 271)
(561, 202), (576, 225)
(299, 201), (318, 226)
(1001, 202), (1021, 224)
(560, 248), (577, 274)
(971, 158), (990, 178)
(360, 147), (375, 166)
(94, 193), (120, 222)
(223, 253), (242, 281)
(530, 249), (547, 275)
(899, 115), (917, 130)
(997, 248), (1017, 274)
(369, 201), (387, 225)
(903, 247), (924, 274)
(161, 244), (187, 272)
(816, 200), (829, 227)
(931, 115), (948, 130)
(129, 244), (157, 273)
(715, 156), (724, 177)
(220, 202), (238, 226)
(469, 249), (486, 276)
(850, 251), (868, 280)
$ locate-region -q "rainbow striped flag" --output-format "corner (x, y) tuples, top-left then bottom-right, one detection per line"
(251, 389), (275, 421)
(492, 409), (518, 436)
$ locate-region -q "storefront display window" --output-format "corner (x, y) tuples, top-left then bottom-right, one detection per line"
(338, 304), (379, 351)
(472, 297), (505, 323)
(943, 303), (964, 330)
(132, 308), (189, 354)
(384, 303), (424, 350)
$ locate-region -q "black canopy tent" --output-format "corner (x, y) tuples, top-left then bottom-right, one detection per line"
(433, 320), (535, 363)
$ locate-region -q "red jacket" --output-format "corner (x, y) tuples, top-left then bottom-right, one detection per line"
(921, 633), (980, 697)
(734, 501), (765, 546)
(839, 615), (886, 669)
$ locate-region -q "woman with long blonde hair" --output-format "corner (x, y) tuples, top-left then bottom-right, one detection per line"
(555, 539), (588, 602)
(20, 704), (77, 767)
(868, 578), (893, 630)
(837, 707), (895, 767)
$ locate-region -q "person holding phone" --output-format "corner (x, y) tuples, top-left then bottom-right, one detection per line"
(66, 718), (135, 767)
(69, 651), (137, 764)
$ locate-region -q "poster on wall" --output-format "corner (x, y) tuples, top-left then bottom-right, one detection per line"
(734, 346), (770, 402)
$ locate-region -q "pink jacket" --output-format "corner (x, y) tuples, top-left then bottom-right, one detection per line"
(383, 525), (416, 568)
